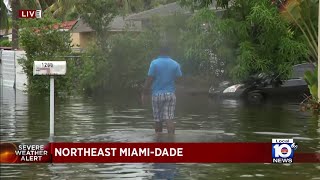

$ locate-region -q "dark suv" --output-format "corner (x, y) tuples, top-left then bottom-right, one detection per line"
(208, 63), (315, 103)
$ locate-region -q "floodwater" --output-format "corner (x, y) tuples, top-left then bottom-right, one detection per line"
(1, 86), (320, 180)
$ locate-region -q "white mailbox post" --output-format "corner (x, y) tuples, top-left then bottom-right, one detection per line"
(33, 61), (66, 138)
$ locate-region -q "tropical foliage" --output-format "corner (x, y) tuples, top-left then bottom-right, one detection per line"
(0, 39), (11, 46)
(273, 0), (319, 109)
(76, 13), (186, 93)
(75, 0), (118, 47)
(182, 0), (310, 82)
(274, 0), (318, 62)
(300, 67), (319, 113)
(179, 0), (230, 11)
(304, 68), (318, 101)
(78, 33), (154, 93)
(18, 15), (74, 95)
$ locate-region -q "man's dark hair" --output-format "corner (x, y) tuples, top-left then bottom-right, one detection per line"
(159, 46), (170, 55)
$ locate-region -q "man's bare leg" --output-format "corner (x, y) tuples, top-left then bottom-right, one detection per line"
(165, 119), (175, 134)
(155, 122), (163, 133)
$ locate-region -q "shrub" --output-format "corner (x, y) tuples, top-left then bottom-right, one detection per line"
(0, 39), (11, 47)
(18, 16), (75, 95)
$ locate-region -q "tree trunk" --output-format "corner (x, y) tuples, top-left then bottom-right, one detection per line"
(318, 0), (320, 102)
(11, 0), (20, 50)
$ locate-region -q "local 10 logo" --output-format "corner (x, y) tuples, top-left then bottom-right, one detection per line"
(272, 139), (298, 163)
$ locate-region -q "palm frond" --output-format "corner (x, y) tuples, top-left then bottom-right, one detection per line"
(278, 0), (318, 61)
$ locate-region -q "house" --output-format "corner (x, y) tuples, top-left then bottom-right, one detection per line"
(125, 2), (191, 28)
(70, 16), (142, 51)
(69, 18), (94, 51)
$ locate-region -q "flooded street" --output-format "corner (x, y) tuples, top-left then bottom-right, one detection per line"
(1, 86), (320, 179)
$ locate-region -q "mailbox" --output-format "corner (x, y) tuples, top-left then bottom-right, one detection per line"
(33, 61), (66, 75)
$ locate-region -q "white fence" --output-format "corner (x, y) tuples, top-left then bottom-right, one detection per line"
(0, 50), (28, 92)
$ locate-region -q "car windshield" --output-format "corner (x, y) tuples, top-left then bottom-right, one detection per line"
(290, 63), (315, 79)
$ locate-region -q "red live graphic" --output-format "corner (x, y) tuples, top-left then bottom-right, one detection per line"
(18, 10), (42, 18)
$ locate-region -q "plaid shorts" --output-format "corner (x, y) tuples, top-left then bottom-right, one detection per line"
(152, 93), (176, 122)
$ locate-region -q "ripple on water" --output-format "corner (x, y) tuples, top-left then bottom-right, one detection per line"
(107, 115), (145, 119)
(239, 175), (254, 178)
(128, 109), (147, 111)
(253, 132), (300, 136)
(119, 109), (147, 113)
(189, 114), (201, 117)
(179, 117), (193, 121)
(68, 129), (235, 142)
(291, 137), (314, 141)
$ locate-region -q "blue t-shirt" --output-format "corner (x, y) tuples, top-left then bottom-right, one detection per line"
(148, 56), (182, 95)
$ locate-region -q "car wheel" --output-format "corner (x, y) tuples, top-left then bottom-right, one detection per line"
(247, 92), (264, 104)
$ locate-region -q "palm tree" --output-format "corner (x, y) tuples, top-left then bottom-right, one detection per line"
(45, 0), (78, 20)
(0, 0), (11, 33)
(318, 0), (320, 103)
(6, 0), (77, 49)
(2, 0), (55, 49)
(11, 0), (20, 49)
(276, 0), (318, 62)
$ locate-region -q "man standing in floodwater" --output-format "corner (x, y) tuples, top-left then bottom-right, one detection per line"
(141, 46), (182, 134)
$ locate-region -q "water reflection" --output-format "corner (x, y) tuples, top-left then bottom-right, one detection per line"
(1, 87), (29, 142)
(1, 87), (320, 179)
(152, 163), (176, 180)
(151, 134), (177, 180)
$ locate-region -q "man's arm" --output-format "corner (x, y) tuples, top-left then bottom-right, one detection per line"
(142, 76), (153, 94)
(143, 61), (156, 93)
(176, 76), (183, 85)
(141, 62), (155, 105)
(141, 76), (153, 105)
(175, 64), (183, 84)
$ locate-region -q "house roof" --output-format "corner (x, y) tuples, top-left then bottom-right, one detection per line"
(32, 20), (77, 33)
(71, 16), (142, 33)
(53, 20), (78, 30)
(71, 18), (93, 33)
(125, 2), (229, 21)
(125, 2), (191, 21)
(108, 16), (142, 32)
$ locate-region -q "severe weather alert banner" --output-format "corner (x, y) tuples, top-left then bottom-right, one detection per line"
(0, 142), (319, 163)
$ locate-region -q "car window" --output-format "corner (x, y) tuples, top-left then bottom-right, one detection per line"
(290, 63), (315, 79)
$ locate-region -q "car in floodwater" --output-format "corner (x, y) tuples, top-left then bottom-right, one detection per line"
(208, 63), (315, 104)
